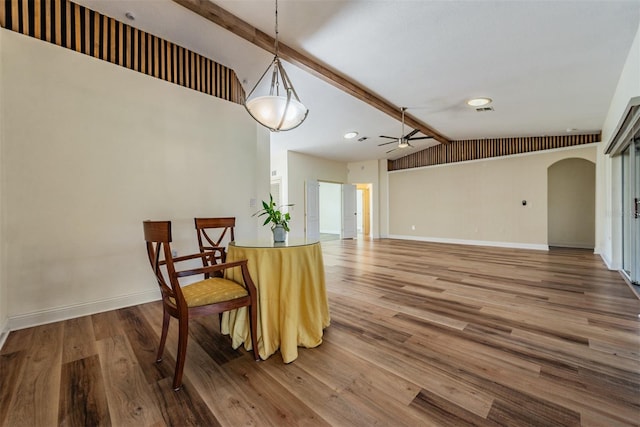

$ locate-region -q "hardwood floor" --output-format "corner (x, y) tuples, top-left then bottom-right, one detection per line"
(1, 239), (638, 426)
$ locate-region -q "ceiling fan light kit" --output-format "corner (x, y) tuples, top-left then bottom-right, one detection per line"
(344, 131), (359, 139)
(244, 0), (308, 132)
(466, 97), (492, 107)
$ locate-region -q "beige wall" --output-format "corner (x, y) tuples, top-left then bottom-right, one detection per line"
(548, 158), (596, 248)
(268, 148), (288, 227)
(1, 30), (270, 329)
(389, 145), (597, 249)
(286, 152), (348, 238)
(602, 25), (640, 144)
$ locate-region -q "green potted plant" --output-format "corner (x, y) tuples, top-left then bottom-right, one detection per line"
(253, 194), (293, 242)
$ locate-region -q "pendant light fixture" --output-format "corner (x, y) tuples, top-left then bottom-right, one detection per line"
(244, 0), (308, 132)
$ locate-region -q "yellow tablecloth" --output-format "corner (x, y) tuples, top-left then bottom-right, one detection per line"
(222, 241), (330, 363)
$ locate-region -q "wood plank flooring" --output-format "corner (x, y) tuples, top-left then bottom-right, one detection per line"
(1, 239), (638, 426)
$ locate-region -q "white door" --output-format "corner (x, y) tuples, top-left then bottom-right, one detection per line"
(342, 184), (357, 239)
(305, 180), (320, 241)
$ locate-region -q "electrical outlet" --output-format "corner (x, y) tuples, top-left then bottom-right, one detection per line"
(411, 225), (415, 231)
(171, 250), (178, 258)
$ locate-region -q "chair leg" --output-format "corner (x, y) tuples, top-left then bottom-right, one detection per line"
(248, 303), (259, 361)
(156, 307), (170, 363)
(172, 315), (189, 391)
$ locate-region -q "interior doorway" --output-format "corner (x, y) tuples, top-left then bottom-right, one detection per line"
(319, 182), (341, 241)
(356, 184), (372, 238)
(315, 181), (358, 241)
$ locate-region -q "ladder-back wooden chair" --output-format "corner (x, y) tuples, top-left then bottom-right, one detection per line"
(143, 220), (259, 391)
(194, 217), (235, 277)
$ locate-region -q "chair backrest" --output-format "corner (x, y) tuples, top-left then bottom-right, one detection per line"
(143, 220), (182, 304)
(194, 217), (236, 259)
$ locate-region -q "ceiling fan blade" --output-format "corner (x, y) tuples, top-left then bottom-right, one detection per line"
(378, 141), (396, 146)
(404, 129), (420, 139)
(407, 136), (434, 141)
(386, 148), (397, 153)
(379, 135), (398, 140)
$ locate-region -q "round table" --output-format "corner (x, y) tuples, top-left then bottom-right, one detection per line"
(222, 239), (330, 362)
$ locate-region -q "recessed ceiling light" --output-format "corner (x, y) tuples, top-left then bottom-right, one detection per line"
(125, 11), (136, 21)
(466, 97), (492, 107)
(344, 131), (358, 139)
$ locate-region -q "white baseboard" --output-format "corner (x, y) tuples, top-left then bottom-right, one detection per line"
(8, 289), (161, 332)
(0, 318), (9, 350)
(598, 252), (614, 270)
(388, 234), (549, 251)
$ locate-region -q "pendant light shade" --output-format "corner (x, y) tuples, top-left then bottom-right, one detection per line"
(244, 58), (308, 131)
(244, 1), (308, 132)
(246, 95), (308, 131)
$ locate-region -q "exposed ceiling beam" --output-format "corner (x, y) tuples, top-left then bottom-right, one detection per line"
(172, 0), (450, 144)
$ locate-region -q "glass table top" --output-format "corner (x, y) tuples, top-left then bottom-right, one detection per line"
(230, 238), (320, 248)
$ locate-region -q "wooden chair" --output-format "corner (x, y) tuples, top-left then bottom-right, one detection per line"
(143, 220), (259, 391)
(194, 217), (236, 277)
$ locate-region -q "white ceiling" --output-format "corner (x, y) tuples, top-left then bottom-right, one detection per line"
(76, 0), (640, 163)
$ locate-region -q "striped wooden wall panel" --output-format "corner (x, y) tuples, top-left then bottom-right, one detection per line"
(388, 133), (601, 171)
(0, 0), (245, 105)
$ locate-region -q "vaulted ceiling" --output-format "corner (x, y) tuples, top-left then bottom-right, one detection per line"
(76, 0), (640, 163)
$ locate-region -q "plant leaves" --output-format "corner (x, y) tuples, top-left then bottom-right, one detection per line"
(254, 195), (295, 231)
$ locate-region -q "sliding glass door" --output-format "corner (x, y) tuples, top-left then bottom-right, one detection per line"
(634, 137), (639, 283)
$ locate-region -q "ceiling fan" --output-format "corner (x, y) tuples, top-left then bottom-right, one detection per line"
(378, 107), (433, 153)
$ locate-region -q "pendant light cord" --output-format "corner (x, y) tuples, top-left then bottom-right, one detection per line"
(273, 0), (281, 95)
(274, 0), (279, 57)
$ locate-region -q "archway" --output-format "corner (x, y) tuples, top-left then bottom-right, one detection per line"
(547, 158), (596, 248)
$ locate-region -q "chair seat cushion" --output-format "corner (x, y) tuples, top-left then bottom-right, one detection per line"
(176, 278), (248, 307)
